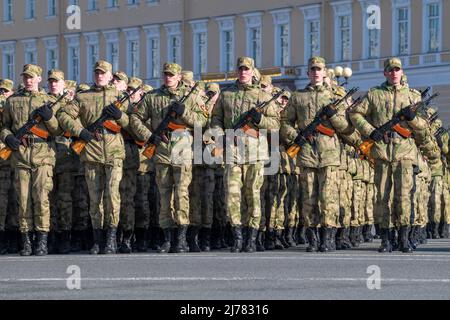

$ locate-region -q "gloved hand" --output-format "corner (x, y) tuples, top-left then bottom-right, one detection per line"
(79, 129), (94, 142)
(104, 104), (123, 120)
(248, 108), (262, 124)
(294, 131), (306, 146)
(148, 134), (162, 146)
(369, 128), (383, 142)
(321, 105), (337, 118)
(170, 102), (185, 116)
(5, 135), (20, 151)
(36, 104), (53, 121)
(400, 107), (416, 121)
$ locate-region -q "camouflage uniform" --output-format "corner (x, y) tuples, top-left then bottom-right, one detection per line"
(129, 63), (207, 254)
(0, 64), (63, 256)
(349, 57), (435, 253)
(57, 60), (130, 254)
(210, 57), (280, 253)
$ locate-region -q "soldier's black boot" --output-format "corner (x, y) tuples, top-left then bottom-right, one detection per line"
(0, 231), (6, 255)
(244, 228), (258, 253)
(158, 228), (172, 253)
(187, 226), (201, 252)
(306, 227), (318, 252)
(319, 227), (330, 253)
(151, 227), (162, 250)
(230, 226), (243, 253)
(341, 227), (352, 249)
(90, 229), (102, 255)
(399, 226), (412, 253)
(210, 225), (221, 250)
(374, 224), (381, 239)
(256, 230), (265, 252)
(297, 225), (307, 245)
(119, 229), (133, 254)
(20, 232), (33, 256)
(350, 226), (359, 247)
(420, 226), (428, 244)
(104, 227), (117, 254)
(134, 228), (148, 252)
(440, 222), (449, 238)
(285, 227), (297, 247)
(35, 232), (48, 256)
(70, 230), (82, 252)
(335, 228), (344, 250)
(378, 228), (392, 253)
(329, 227), (336, 251)
(173, 225), (188, 253)
(390, 228), (399, 251)
(47, 231), (58, 254)
(363, 225), (374, 242)
(432, 222), (440, 239)
(6, 230), (19, 254)
(58, 231), (71, 254)
(280, 230), (290, 248)
(274, 229), (284, 250)
(264, 228), (275, 250)
(200, 228), (211, 252)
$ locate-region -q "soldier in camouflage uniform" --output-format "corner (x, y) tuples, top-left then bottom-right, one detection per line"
(1, 64), (63, 256)
(281, 57), (353, 253)
(112, 71), (129, 92)
(210, 57), (280, 253)
(57, 60), (130, 255)
(118, 77), (143, 253)
(349, 58), (437, 253)
(130, 62), (207, 254)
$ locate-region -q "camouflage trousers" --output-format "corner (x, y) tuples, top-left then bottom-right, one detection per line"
(135, 171), (159, 229)
(85, 160), (123, 229)
(0, 168), (12, 231)
(299, 166), (340, 228)
(374, 160), (413, 229)
(72, 175), (90, 231)
(213, 168), (226, 228)
(54, 171), (75, 231)
(155, 163), (192, 228)
(225, 162), (264, 229)
(15, 165), (54, 233)
(266, 173), (288, 230)
(338, 170), (353, 228)
(413, 176), (430, 226)
(284, 174), (299, 228)
(189, 166), (215, 228)
(351, 180), (366, 227)
(428, 175), (449, 224)
(119, 168), (137, 231)
(364, 182), (375, 225)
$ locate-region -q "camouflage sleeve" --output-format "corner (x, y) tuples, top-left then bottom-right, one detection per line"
(56, 99), (84, 137)
(339, 129), (362, 148)
(129, 97), (152, 142)
(440, 132), (449, 155)
(258, 100), (280, 130)
(179, 94), (208, 128)
(116, 100), (130, 129)
(407, 115), (428, 131)
(329, 108), (353, 134)
(210, 94), (225, 135)
(44, 98), (63, 136)
(348, 95), (375, 138)
(280, 99), (298, 145)
(0, 99), (13, 142)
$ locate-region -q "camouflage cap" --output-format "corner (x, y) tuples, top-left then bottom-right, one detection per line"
(181, 71), (194, 84)
(113, 71), (129, 83)
(163, 62), (182, 75)
(281, 90), (291, 100)
(48, 69), (65, 81)
(206, 83), (220, 94)
(237, 57), (255, 69)
(308, 56), (326, 70)
(0, 79), (14, 91)
(260, 75), (272, 86)
(384, 57), (402, 72)
(21, 64), (43, 78)
(65, 80), (77, 91)
(94, 60), (112, 73)
(127, 77), (143, 90)
(142, 84), (154, 93)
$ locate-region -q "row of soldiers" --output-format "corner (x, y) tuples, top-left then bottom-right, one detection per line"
(0, 54), (448, 256)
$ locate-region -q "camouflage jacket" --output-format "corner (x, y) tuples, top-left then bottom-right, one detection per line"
(56, 84), (129, 165)
(129, 83), (207, 166)
(280, 83), (351, 168)
(0, 89), (61, 169)
(0, 96), (9, 168)
(349, 82), (430, 163)
(210, 81), (280, 164)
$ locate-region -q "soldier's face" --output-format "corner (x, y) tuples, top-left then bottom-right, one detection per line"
(48, 79), (65, 95)
(128, 88), (143, 103)
(307, 67), (325, 85)
(1, 90), (13, 98)
(384, 67), (403, 85)
(94, 70), (112, 87)
(277, 96), (289, 107)
(163, 72), (181, 89)
(261, 83), (273, 93)
(238, 66), (254, 85)
(113, 78), (127, 91)
(22, 74), (41, 92)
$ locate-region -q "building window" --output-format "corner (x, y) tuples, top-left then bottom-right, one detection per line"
(339, 16), (351, 61)
(87, 44), (99, 82)
(190, 19), (208, 76)
(88, 0), (98, 11)
(331, 1), (352, 62)
(3, 0), (13, 21)
(249, 28), (261, 67)
(26, 0), (36, 19)
(107, 0), (119, 8)
(5, 53), (14, 79)
(308, 21), (320, 58)
(144, 25), (161, 81)
(271, 9), (291, 67)
(47, 49), (58, 70)
(425, 1), (440, 53)
(301, 4), (321, 64)
(25, 51), (36, 65)
(129, 40), (139, 77)
(279, 24), (290, 66)
(69, 47), (80, 82)
(397, 8), (409, 55)
(169, 36), (181, 64)
(48, 0), (57, 16)
(216, 17), (235, 72)
(108, 43), (119, 72)
(150, 38), (160, 78)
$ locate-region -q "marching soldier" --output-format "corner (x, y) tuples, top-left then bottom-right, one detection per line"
(112, 71), (129, 92)
(0, 64), (62, 256)
(57, 60), (130, 255)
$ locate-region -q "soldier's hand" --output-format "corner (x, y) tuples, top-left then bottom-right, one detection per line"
(5, 135), (20, 151)
(79, 129), (94, 142)
(248, 108), (262, 124)
(321, 105), (337, 118)
(148, 133), (162, 146)
(294, 131), (306, 146)
(400, 107), (416, 121)
(369, 128), (383, 142)
(36, 104), (53, 121)
(104, 104), (123, 120)
(170, 102), (185, 116)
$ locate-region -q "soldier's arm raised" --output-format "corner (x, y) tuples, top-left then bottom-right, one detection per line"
(56, 99), (84, 137)
(129, 96), (152, 142)
(280, 98), (298, 145)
